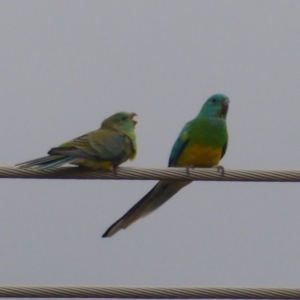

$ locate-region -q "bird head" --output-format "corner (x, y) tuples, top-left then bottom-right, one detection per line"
(101, 112), (138, 131)
(199, 94), (229, 119)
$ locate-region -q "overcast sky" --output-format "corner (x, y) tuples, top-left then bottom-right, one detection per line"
(1, 0), (300, 289)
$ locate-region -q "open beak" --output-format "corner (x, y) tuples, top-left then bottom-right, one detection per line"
(130, 112), (138, 125)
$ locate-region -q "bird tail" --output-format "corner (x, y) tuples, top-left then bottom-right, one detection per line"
(102, 180), (191, 238)
(15, 155), (76, 170)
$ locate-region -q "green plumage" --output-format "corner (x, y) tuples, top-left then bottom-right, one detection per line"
(16, 112), (137, 170)
(103, 94), (229, 237)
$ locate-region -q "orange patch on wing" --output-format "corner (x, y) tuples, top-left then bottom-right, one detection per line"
(176, 144), (223, 167)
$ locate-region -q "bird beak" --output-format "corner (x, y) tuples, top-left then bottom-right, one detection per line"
(221, 99), (229, 118)
(130, 112), (138, 125)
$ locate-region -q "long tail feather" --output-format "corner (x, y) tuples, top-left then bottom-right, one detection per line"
(102, 180), (191, 238)
(16, 155), (76, 169)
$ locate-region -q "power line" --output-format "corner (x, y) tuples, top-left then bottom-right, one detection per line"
(0, 286), (299, 298)
(1, 166), (300, 182)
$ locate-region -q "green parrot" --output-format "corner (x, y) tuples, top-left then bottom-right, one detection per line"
(16, 112), (137, 170)
(102, 94), (229, 237)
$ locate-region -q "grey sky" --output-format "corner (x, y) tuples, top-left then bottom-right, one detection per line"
(1, 0), (300, 288)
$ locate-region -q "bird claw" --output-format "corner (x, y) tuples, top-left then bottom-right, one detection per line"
(185, 165), (194, 175)
(113, 165), (119, 175)
(216, 165), (225, 176)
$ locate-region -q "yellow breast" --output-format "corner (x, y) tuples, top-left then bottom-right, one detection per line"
(176, 144), (223, 167)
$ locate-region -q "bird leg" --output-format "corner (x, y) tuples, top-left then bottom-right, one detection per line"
(112, 165), (119, 175)
(185, 164), (194, 175)
(216, 165), (225, 176)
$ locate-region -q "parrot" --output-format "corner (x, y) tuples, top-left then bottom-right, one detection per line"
(16, 112), (137, 170)
(102, 94), (229, 237)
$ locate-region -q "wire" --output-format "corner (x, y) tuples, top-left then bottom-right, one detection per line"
(0, 286), (299, 298)
(1, 166), (300, 182)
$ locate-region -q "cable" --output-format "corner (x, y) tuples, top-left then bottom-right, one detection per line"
(0, 286), (299, 298)
(0, 166), (300, 182)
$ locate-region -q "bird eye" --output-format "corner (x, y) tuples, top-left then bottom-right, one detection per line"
(121, 116), (127, 121)
(211, 98), (217, 103)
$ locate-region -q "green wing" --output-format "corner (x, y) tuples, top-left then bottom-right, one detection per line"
(168, 121), (191, 167)
(49, 129), (135, 163)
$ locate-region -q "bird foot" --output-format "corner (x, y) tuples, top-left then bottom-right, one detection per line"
(216, 165), (225, 176)
(112, 165), (119, 175)
(185, 165), (194, 175)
